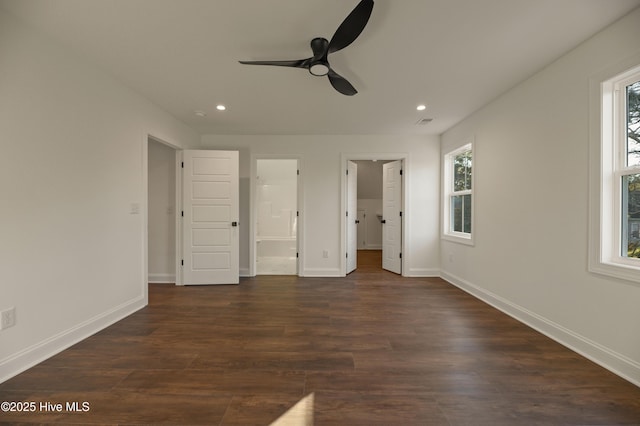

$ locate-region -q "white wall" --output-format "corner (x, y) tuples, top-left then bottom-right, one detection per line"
(441, 8), (640, 385)
(355, 160), (384, 199)
(357, 199), (383, 249)
(201, 135), (440, 277)
(256, 159), (298, 239)
(0, 10), (199, 382)
(148, 140), (177, 283)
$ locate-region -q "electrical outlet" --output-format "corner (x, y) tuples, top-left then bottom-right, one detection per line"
(1, 307), (16, 330)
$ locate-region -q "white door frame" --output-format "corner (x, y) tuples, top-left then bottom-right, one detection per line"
(340, 153), (408, 276)
(250, 154), (304, 277)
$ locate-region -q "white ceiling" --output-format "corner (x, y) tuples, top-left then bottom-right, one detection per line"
(2, 0), (639, 136)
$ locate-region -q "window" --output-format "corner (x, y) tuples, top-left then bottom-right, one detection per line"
(622, 80), (640, 258)
(443, 143), (473, 244)
(590, 62), (640, 282)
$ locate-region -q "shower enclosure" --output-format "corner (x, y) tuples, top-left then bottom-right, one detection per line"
(256, 159), (298, 275)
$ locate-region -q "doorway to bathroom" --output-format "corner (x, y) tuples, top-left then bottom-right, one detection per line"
(255, 159), (299, 275)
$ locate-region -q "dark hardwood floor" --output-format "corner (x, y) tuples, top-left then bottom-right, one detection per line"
(2, 250), (640, 425)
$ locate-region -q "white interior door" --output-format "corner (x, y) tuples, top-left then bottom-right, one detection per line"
(182, 150), (239, 285)
(382, 160), (402, 274)
(346, 160), (358, 274)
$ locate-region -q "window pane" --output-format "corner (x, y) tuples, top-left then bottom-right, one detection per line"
(626, 81), (640, 167)
(463, 194), (472, 233)
(453, 155), (465, 191)
(452, 195), (463, 232)
(453, 150), (472, 191)
(451, 194), (472, 234)
(466, 151), (472, 191)
(623, 173), (640, 258)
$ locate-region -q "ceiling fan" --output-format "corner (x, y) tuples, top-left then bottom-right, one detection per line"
(239, 0), (374, 96)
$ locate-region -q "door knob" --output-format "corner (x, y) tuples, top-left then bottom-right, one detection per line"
(231, 221), (238, 227)
(381, 219), (386, 224)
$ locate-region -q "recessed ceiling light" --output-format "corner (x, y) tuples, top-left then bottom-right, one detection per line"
(194, 110), (206, 117)
(216, 105), (226, 111)
(416, 104), (427, 111)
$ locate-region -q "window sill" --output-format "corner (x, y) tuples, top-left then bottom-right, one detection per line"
(589, 259), (640, 285)
(442, 233), (474, 246)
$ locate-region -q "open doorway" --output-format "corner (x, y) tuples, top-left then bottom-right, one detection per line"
(342, 156), (406, 276)
(354, 160), (385, 251)
(147, 137), (178, 284)
(255, 159), (299, 275)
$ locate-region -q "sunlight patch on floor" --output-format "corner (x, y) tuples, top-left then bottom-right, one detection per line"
(270, 393), (314, 426)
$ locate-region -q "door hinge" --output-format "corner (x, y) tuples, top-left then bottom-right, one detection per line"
(181, 210), (184, 217)
(296, 252), (299, 258)
(399, 211), (402, 217)
(297, 211), (299, 217)
(346, 211), (349, 217)
(297, 169), (300, 175)
(400, 169), (403, 176)
(346, 169), (349, 175)
(346, 252), (348, 258)
(181, 259), (184, 266)
(181, 161), (184, 168)
(399, 253), (402, 259)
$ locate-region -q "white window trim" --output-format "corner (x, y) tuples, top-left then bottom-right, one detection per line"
(442, 141), (474, 246)
(589, 56), (640, 284)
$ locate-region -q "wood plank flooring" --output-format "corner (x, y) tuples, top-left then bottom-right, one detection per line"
(2, 250), (640, 425)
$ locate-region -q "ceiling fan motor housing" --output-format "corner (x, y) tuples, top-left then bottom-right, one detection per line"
(309, 38), (330, 76)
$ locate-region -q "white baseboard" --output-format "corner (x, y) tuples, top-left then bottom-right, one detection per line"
(405, 268), (440, 277)
(239, 267), (251, 277)
(148, 272), (176, 283)
(0, 296), (146, 384)
(300, 268), (343, 277)
(440, 270), (640, 388)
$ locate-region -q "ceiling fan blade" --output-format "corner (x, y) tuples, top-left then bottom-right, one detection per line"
(239, 59), (310, 69)
(328, 0), (374, 54)
(327, 69), (357, 96)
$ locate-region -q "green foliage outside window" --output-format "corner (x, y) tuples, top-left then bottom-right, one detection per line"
(451, 150), (472, 234)
(453, 150), (472, 192)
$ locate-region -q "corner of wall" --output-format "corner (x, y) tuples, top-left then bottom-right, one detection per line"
(0, 296), (146, 383)
(440, 270), (640, 388)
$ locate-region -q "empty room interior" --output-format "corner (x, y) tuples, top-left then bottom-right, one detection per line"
(2, 0), (640, 424)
